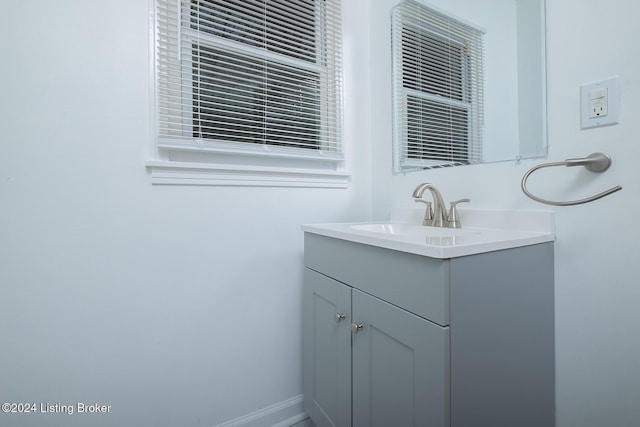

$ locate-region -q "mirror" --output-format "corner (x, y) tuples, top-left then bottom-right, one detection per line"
(371, 0), (547, 172)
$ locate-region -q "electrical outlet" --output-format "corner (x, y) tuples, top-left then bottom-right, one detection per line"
(588, 88), (608, 119)
(581, 77), (619, 129)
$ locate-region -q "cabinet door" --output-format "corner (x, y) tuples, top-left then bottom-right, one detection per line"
(303, 269), (352, 427)
(352, 289), (450, 427)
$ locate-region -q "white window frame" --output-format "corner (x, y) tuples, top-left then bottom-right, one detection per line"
(392, 0), (485, 173)
(147, 0), (348, 187)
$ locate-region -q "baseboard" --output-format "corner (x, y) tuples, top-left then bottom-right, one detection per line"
(214, 395), (308, 427)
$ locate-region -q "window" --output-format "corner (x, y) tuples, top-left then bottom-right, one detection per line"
(392, 0), (484, 172)
(150, 0), (346, 186)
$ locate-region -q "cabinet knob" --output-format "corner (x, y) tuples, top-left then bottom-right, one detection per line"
(334, 313), (346, 323)
(351, 323), (364, 333)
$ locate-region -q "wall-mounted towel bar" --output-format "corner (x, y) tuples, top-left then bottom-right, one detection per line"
(521, 152), (622, 206)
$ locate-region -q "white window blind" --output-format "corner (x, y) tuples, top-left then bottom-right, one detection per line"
(392, 0), (484, 172)
(154, 0), (343, 162)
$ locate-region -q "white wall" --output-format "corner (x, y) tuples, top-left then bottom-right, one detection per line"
(1, 0), (639, 426)
(370, 0), (640, 426)
(0, 1), (370, 426)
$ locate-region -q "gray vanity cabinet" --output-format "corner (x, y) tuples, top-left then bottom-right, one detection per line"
(303, 269), (352, 427)
(351, 288), (449, 427)
(304, 268), (448, 427)
(303, 232), (555, 427)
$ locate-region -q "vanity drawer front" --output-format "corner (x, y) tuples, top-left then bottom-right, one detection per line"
(304, 233), (450, 326)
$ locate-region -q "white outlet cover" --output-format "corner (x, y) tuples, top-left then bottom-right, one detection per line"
(581, 76), (619, 129)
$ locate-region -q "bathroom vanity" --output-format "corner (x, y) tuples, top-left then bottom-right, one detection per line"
(302, 210), (555, 427)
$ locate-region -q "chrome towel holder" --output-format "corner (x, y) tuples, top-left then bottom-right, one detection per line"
(521, 152), (622, 206)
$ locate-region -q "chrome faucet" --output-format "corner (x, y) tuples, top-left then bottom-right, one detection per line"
(412, 183), (470, 228)
(412, 183), (448, 227)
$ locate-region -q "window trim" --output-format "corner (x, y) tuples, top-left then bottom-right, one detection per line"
(145, 160), (351, 187)
(147, 0), (348, 187)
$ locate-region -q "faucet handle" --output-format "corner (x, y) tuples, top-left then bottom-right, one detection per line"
(415, 199), (433, 226)
(448, 198), (470, 229)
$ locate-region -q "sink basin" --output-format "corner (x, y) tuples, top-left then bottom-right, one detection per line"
(350, 223), (479, 237)
(302, 209), (555, 258)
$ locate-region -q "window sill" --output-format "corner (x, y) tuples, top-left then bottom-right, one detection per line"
(145, 161), (351, 188)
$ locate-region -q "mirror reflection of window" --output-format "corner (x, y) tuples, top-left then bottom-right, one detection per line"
(392, 0), (485, 172)
(388, 0), (548, 173)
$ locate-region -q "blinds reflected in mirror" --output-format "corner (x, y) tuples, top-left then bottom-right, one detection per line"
(392, 0), (485, 172)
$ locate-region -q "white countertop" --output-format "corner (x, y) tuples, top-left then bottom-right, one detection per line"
(302, 208), (555, 259)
